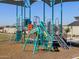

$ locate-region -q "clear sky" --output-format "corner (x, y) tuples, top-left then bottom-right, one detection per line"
(0, 1), (79, 26)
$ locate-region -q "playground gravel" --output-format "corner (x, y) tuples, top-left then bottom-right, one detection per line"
(0, 41), (79, 59)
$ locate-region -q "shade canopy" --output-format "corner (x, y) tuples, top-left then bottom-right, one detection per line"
(0, 0), (79, 6)
(0, 0), (36, 6)
(42, 0), (79, 6)
(0, 0), (23, 6)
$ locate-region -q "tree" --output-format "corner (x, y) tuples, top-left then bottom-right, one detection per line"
(65, 27), (70, 33)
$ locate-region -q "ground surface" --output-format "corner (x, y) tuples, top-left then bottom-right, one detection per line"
(0, 41), (79, 59)
(0, 33), (15, 41)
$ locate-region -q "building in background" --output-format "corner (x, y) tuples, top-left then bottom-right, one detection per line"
(0, 26), (16, 34)
(4, 26), (16, 34)
(63, 17), (79, 40)
(0, 27), (4, 33)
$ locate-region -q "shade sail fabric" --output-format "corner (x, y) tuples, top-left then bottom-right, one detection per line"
(0, 0), (24, 6)
(0, 0), (79, 6)
(0, 0), (36, 6)
(42, 0), (79, 6)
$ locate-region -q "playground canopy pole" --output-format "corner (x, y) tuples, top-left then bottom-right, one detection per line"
(21, 3), (24, 31)
(29, 0), (31, 20)
(23, 0), (26, 42)
(24, 1), (26, 19)
(21, 5), (23, 19)
(43, 0), (45, 23)
(24, 0), (26, 19)
(51, 0), (55, 40)
(60, 0), (63, 37)
(24, 0), (29, 17)
(16, 1), (18, 30)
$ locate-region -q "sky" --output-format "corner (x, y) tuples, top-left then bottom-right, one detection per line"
(0, 1), (79, 26)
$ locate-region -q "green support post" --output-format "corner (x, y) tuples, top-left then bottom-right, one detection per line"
(23, 0), (26, 42)
(29, 6), (31, 19)
(21, 6), (23, 19)
(43, 0), (45, 23)
(16, 1), (19, 42)
(51, 0), (55, 48)
(23, 0), (31, 42)
(29, 0), (31, 20)
(21, 5), (23, 31)
(60, 0), (63, 37)
(24, 1), (26, 19)
(16, 1), (18, 30)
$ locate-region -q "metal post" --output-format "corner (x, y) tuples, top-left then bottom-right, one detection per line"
(49, 0), (55, 49)
(24, 0), (26, 42)
(29, 0), (31, 20)
(43, 0), (45, 23)
(21, 4), (23, 31)
(16, 1), (18, 30)
(60, 0), (63, 37)
(52, 0), (55, 39)
(24, 4), (26, 19)
(29, 7), (31, 19)
(23, 0), (26, 27)
(21, 6), (23, 19)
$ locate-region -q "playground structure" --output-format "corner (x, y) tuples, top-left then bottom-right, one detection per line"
(14, 0), (70, 54)
(1, 0), (79, 54)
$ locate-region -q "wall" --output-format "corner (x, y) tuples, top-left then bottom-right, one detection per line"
(4, 27), (16, 34)
(63, 25), (79, 40)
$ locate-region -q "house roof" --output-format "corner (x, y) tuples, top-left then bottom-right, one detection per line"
(68, 21), (79, 26)
(0, 0), (79, 6)
(0, 27), (4, 29)
(75, 17), (79, 21)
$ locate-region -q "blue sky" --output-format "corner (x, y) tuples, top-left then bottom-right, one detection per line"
(0, 1), (79, 26)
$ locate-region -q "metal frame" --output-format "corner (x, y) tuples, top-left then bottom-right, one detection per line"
(15, 0), (63, 44)
(43, 0), (45, 23)
(60, 0), (63, 37)
(15, 0), (69, 53)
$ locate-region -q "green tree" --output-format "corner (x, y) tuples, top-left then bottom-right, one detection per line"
(65, 27), (70, 33)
